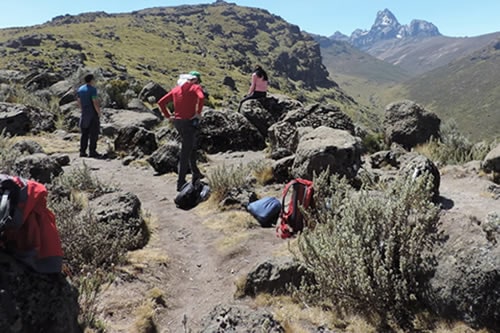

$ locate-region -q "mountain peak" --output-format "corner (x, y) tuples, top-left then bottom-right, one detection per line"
(374, 8), (400, 28)
(335, 9), (441, 49)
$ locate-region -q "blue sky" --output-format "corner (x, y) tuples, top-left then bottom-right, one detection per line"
(1, 1), (499, 37)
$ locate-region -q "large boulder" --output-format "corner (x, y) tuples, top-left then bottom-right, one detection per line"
(292, 126), (362, 180)
(11, 140), (45, 155)
(384, 100), (441, 150)
(428, 211), (500, 331)
(0, 254), (80, 333)
(399, 152), (441, 201)
(104, 108), (161, 132)
(24, 72), (63, 91)
(14, 153), (63, 184)
(268, 103), (355, 157)
(147, 142), (180, 175)
(114, 126), (158, 157)
(138, 81), (167, 103)
(243, 257), (313, 297)
(482, 143), (500, 174)
(272, 155), (295, 184)
(200, 304), (284, 333)
(0, 102), (56, 135)
(199, 109), (265, 153)
(127, 98), (162, 119)
(88, 191), (148, 250)
(240, 100), (278, 137)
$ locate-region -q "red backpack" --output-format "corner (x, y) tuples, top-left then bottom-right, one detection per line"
(1, 175), (63, 273)
(277, 178), (314, 239)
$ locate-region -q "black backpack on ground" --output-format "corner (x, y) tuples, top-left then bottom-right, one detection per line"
(174, 180), (210, 210)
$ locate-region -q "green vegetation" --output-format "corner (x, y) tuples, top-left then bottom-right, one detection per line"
(298, 172), (440, 330)
(48, 164), (148, 330)
(385, 43), (500, 141)
(0, 3), (361, 119)
(416, 120), (497, 165)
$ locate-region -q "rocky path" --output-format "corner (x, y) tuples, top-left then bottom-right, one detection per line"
(71, 152), (283, 332)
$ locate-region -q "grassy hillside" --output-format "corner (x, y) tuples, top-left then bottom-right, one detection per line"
(384, 40), (500, 141)
(318, 39), (410, 109)
(366, 33), (500, 76)
(0, 3), (373, 123)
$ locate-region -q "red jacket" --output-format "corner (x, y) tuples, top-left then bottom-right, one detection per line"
(158, 82), (205, 120)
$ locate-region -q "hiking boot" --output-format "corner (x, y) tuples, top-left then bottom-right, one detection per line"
(79, 152), (88, 157)
(89, 152), (103, 159)
(177, 180), (186, 192)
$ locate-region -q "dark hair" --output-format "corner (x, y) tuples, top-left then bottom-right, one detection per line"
(84, 74), (94, 84)
(254, 65), (268, 81)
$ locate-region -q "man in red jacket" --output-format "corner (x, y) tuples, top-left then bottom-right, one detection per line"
(158, 73), (205, 191)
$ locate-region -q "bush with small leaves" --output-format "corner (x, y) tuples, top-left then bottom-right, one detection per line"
(0, 130), (23, 174)
(420, 120), (497, 165)
(298, 172), (440, 328)
(207, 163), (254, 204)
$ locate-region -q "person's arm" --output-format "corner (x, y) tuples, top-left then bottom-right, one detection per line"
(248, 73), (257, 95)
(195, 86), (205, 116)
(91, 87), (101, 117)
(92, 98), (101, 117)
(157, 91), (174, 118)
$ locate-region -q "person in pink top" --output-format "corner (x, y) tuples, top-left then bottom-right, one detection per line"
(238, 65), (268, 112)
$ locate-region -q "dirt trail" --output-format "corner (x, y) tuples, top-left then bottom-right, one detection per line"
(71, 151), (284, 332)
(68, 154), (499, 333)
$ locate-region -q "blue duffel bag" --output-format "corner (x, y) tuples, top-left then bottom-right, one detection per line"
(247, 197), (281, 228)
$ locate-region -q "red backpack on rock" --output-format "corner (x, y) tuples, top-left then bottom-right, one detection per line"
(0, 174), (63, 273)
(277, 178), (314, 239)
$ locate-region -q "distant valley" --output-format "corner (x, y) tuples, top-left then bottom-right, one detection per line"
(319, 9), (500, 140)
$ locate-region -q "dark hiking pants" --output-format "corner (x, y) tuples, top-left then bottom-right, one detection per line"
(174, 119), (201, 190)
(80, 117), (100, 155)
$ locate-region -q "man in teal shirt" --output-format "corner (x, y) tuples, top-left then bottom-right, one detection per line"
(77, 74), (101, 158)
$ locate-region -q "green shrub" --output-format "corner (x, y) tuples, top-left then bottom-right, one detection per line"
(207, 163), (252, 203)
(105, 79), (131, 109)
(421, 120), (496, 165)
(53, 162), (116, 199)
(0, 130), (22, 174)
(298, 172), (440, 328)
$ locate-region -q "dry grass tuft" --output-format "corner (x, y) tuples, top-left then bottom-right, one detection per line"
(133, 298), (157, 333)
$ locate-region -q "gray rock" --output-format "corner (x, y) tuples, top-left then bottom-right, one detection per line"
(200, 304), (284, 333)
(384, 100), (441, 150)
(127, 98), (162, 118)
(244, 257), (313, 297)
(24, 72), (63, 91)
(370, 150), (403, 169)
(50, 153), (71, 167)
(147, 142), (180, 175)
(199, 109), (265, 153)
(219, 187), (258, 208)
(138, 81), (167, 103)
(11, 140), (45, 155)
(106, 108), (161, 131)
(292, 126), (363, 180)
(399, 153), (441, 201)
(49, 80), (73, 98)
(0, 254), (80, 333)
(428, 211), (500, 331)
(272, 155), (295, 183)
(114, 126), (158, 158)
(14, 153), (63, 184)
(240, 101), (277, 137)
(482, 143), (500, 174)
(268, 103), (355, 156)
(88, 191), (148, 250)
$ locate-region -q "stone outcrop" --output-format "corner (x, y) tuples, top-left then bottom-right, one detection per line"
(292, 126), (362, 180)
(384, 100), (441, 150)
